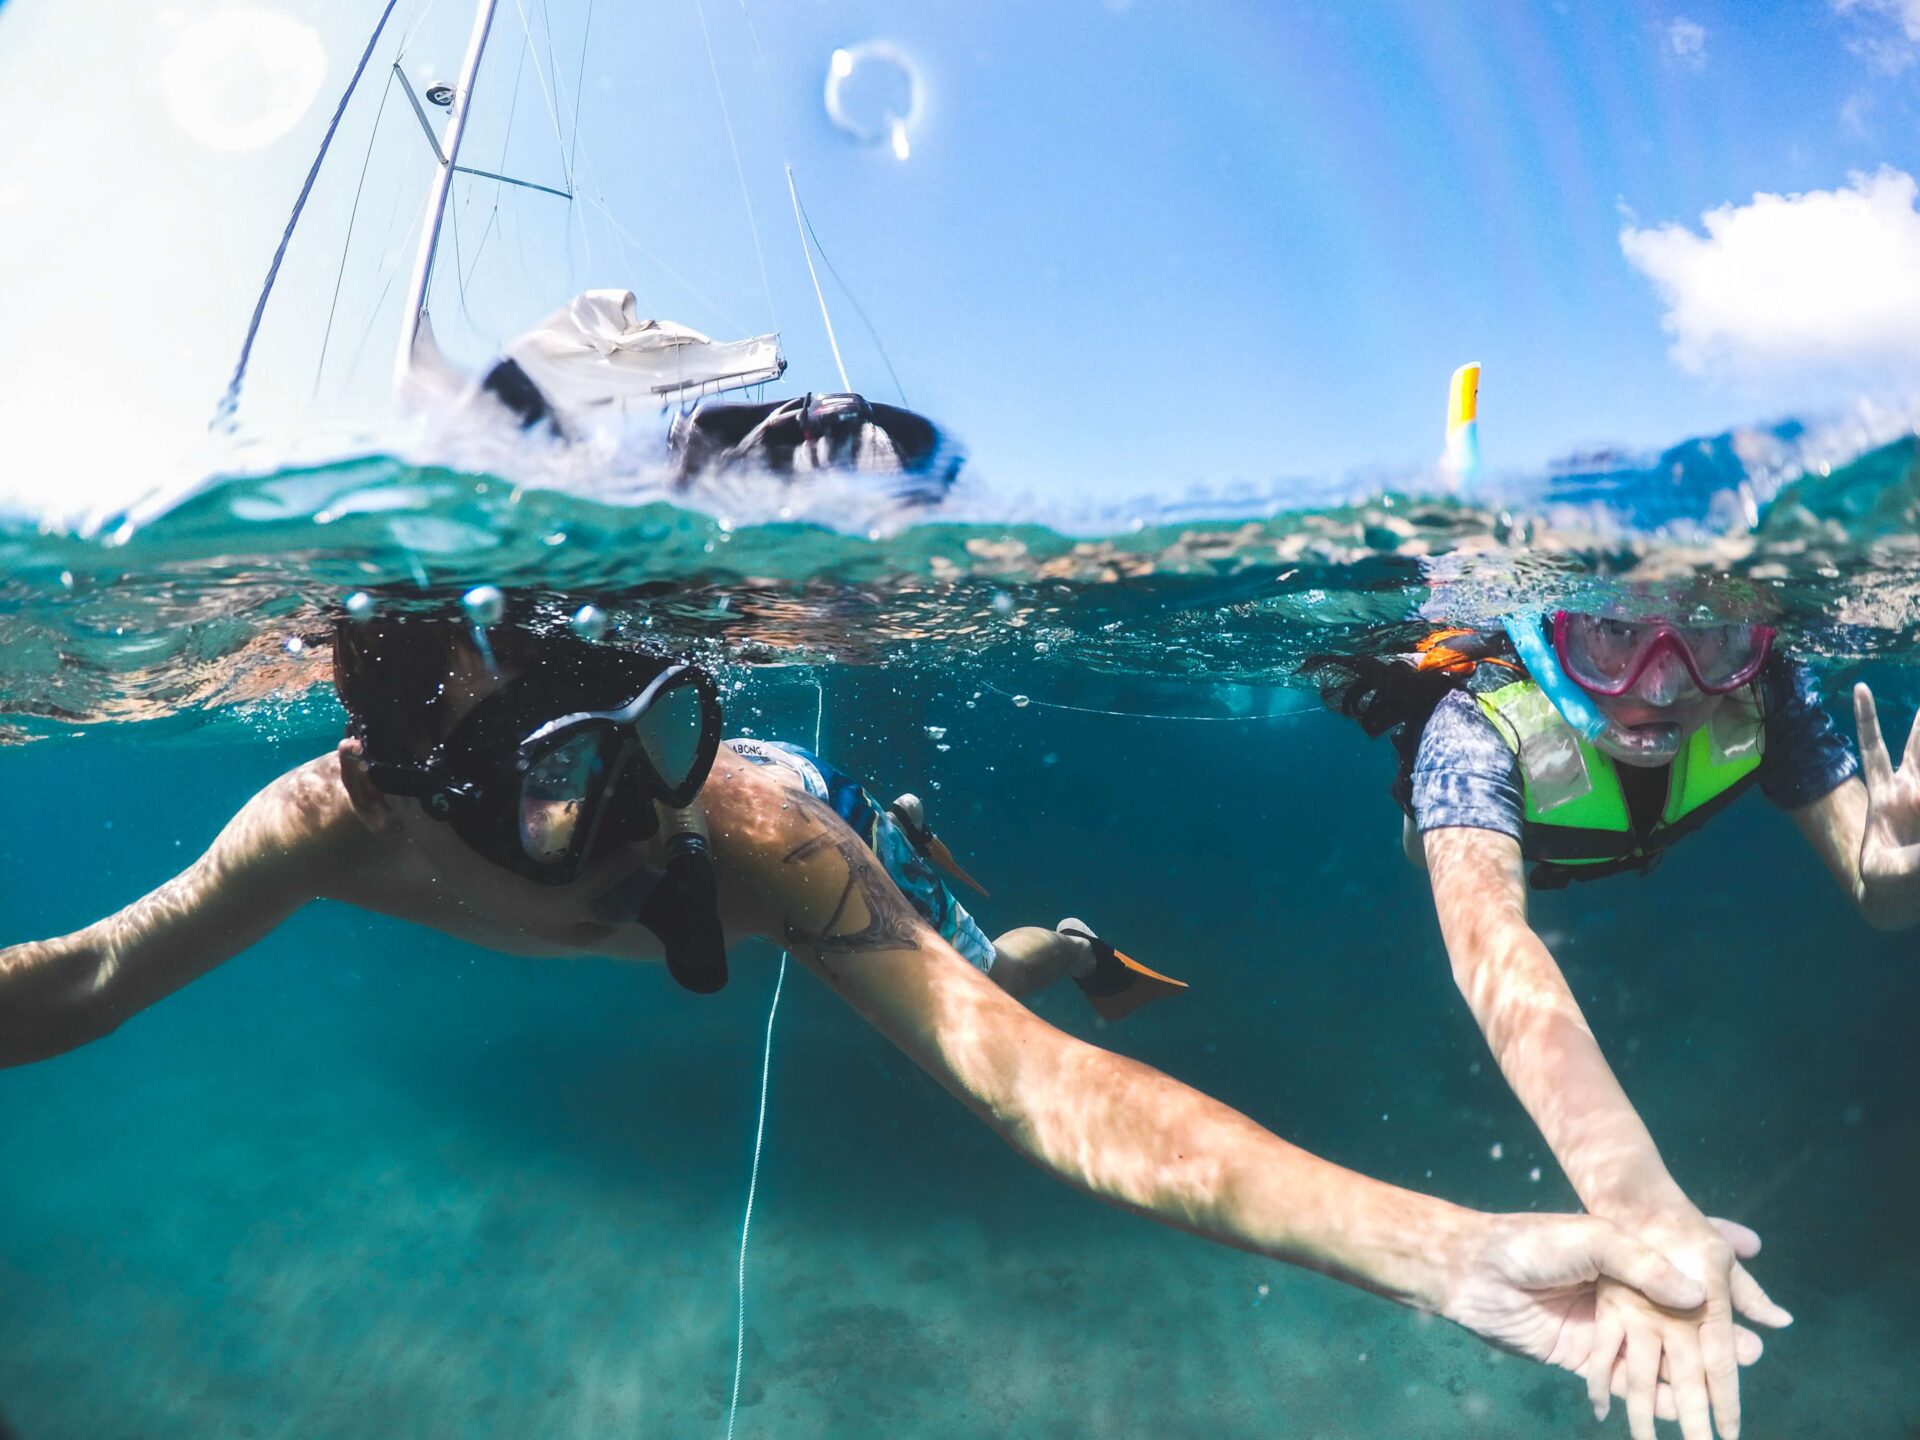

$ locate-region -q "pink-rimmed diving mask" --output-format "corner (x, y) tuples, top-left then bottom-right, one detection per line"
(1551, 611), (1775, 698)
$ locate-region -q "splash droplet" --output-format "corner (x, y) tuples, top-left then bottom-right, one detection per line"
(570, 605), (608, 641)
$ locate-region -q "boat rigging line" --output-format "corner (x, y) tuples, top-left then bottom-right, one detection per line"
(694, 0), (778, 336)
(214, 0), (404, 429)
(788, 178), (908, 407)
(784, 166), (851, 393)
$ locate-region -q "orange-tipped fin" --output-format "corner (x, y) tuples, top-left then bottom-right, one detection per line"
(1068, 932), (1189, 1023)
(927, 834), (991, 898)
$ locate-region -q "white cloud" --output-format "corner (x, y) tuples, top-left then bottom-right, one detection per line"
(1665, 17), (1708, 70)
(1620, 168), (1920, 376)
(1832, 0), (1920, 70)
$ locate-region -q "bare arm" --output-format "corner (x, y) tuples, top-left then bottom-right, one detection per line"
(0, 755), (352, 1066)
(1421, 825), (1796, 1440)
(1788, 778), (1893, 920)
(1789, 683), (1920, 930)
(709, 778), (1671, 1319)
(1420, 824), (1681, 1214)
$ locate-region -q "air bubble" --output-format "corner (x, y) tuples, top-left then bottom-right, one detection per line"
(344, 590), (376, 622)
(461, 585), (505, 626)
(570, 605), (608, 641)
(1011, 694), (1030, 708)
(990, 591), (1015, 617)
(925, 725), (947, 739)
(1489, 1142), (1504, 1161)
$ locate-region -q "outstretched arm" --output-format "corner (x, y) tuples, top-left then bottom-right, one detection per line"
(0, 755), (349, 1066)
(1421, 824), (1789, 1439)
(705, 772), (1711, 1375)
(1422, 825), (1677, 1214)
(1790, 684), (1920, 931)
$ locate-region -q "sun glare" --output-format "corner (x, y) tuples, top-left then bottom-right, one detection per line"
(160, 9), (328, 154)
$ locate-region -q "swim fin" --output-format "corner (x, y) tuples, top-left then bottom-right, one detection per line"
(888, 792), (991, 897)
(1057, 922), (1187, 1022)
(925, 832), (991, 898)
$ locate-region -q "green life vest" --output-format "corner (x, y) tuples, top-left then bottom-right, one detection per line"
(1473, 679), (1765, 887)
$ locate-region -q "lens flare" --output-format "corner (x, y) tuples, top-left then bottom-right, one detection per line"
(824, 40), (923, 162)
(160, 9), (328, 153)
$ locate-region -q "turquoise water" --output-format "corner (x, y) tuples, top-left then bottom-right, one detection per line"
(2, 433), (1919, 1437)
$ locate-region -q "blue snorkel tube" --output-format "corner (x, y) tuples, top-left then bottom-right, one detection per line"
(1503, 611), (1609, 741)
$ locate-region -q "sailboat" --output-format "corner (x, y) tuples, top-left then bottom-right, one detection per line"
(216, 0), (963, 500)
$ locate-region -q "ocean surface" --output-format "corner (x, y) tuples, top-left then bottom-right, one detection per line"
(2, 418), (1918, 1438)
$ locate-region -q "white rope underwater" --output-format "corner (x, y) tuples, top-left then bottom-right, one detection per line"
(725, 948), (785, 1440)
(978, 680), (1323, 723)
(725, 676), (823, 1440)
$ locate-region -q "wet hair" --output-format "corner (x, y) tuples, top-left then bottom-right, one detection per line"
(330, 590), (692, 762)
(333, 604), (526, 762)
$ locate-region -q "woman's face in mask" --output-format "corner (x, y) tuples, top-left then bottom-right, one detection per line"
(1586, 648), (1724, 767)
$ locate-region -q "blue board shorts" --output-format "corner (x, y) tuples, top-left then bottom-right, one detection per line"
(727, 739), (996, 972)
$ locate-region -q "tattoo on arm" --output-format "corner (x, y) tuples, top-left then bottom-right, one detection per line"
(780, 797), (923, 957)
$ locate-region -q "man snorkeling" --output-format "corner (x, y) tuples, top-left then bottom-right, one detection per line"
(2, 592), (1764, 1416)
(1313, 598), (1920, 1440)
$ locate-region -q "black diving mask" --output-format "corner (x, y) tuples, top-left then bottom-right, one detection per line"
(366, 651), (723, 885)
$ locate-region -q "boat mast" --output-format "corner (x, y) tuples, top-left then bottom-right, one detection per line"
(394, 0), (502, 388)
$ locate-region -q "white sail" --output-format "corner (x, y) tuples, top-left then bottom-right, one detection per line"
(503, 289), (785, 409)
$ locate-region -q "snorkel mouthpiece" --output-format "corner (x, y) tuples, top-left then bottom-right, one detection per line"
(638, 803), (729, 994)
(1596, 720), (1683, 766)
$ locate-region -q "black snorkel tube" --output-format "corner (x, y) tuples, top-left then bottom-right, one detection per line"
(638, 802), (729, 994)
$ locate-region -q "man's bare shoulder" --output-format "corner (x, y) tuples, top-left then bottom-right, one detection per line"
(239, 749), (394, 885)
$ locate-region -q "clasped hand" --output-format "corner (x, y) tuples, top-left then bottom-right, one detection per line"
(1584, 1197), (1792, 1440)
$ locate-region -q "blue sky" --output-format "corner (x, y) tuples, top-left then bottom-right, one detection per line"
(1, 0), (1918, 521)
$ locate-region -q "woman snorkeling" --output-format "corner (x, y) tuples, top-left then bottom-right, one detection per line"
(1312, 596), (1920, 1440)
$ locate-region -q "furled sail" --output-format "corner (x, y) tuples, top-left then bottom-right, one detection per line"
(503, 289), (784, 409)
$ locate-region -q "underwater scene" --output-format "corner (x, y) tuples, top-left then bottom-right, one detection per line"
(4, 2), (1920, 1438)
